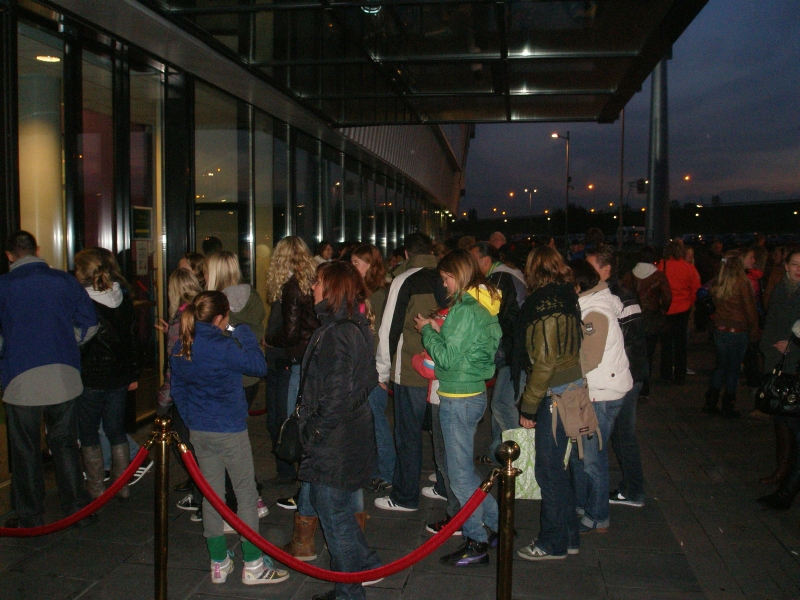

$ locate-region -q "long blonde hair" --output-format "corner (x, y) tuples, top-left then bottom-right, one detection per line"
(168, 268), (203, 318)
(711, 250), (748, 303)
(205, 251), (241, 292)
(524, 246), (573, 292)
(265, 236), (316, 303)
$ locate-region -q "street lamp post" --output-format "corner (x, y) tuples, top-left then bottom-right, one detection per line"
(552, 131), (570, 248)
(524, 188), (536, 238)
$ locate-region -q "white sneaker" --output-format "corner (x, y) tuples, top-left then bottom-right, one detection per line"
(428, 472), (437, 482)
(257, 497), (269, 519)
(421, 486), (446, 501)
(211, 552), (234, 584)
(129, 460), (153, 486)
(242, 556), (289, 585)
(223, 521), (236, 534)
(374, 496), (417, 512)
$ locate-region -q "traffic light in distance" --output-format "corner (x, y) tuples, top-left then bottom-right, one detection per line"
(636, 179), (647, 194)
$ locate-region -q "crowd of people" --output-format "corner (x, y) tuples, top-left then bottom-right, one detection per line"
(2, 226), (800, 600)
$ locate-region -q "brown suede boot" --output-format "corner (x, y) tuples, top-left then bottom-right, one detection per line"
(760, 421), (794, 485)
(283, 513), (318, 561)
(110, 443), (131, 500)
(355, 511), (368, 532)
(82, 445), (105, 499)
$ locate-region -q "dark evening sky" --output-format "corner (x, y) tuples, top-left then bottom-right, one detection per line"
(460, 0), (800, 219)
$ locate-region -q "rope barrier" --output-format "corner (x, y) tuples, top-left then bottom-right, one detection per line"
(0, 446), (152, 537)
(180, 448), (494, 583)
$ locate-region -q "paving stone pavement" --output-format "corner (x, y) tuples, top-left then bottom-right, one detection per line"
(1, 330), (799, 599)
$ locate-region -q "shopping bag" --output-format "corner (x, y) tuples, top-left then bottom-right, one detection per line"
(501, 428), (540, 500)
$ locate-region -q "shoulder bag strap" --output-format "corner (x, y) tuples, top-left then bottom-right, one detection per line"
(295, 318), (361, 411)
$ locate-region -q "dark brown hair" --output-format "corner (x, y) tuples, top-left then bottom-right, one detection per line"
(351, 244), (387, 294)
(316, 261), (368, 319)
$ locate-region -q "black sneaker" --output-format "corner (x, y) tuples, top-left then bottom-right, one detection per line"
(439, 538), (489, 567)
(190, 507), (203, 522)
(367, 478), (393, 493)
(426, 515), (461, 536)
(276, 496), (297, 510)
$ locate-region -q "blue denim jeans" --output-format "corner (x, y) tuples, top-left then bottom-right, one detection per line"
(570, 396), (625, 529)
(488, 366), (520, 464)
(609, 382), (645, 502)
(534, 382), (580, 555)
(297, 480), (364, 515)
(710, 330), (750, 394)
(310, 484), (381, 600)
(368, 385), (396, 482)
(390, 385), (428, 508)
(438, 393), (498, 543)
(6, 399), (90, 527)
(77, 386), (129, 447)
(431, 403), (460, 517)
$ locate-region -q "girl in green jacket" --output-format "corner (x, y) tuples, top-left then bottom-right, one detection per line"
(415, 249), (502, 567)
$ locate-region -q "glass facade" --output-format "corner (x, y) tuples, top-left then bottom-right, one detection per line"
(3, 0), (443, 435)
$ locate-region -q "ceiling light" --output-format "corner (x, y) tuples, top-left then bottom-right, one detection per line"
(36, 55), (60, 63)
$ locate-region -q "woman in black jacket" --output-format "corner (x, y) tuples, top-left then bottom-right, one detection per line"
(264, 236), (319, 484)
(74, 248), (138, 500)
(297, 261), (381, 600)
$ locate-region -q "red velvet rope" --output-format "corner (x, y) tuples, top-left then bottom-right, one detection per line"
(0, 447), (151, 537)
(180, 449), (490, 583)
(248, 408), (267, 416)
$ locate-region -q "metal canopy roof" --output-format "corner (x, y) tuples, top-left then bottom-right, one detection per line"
(145, 0), (708, 126)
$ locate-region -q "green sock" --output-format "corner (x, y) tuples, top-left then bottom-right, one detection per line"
(206, 536), (228, 562)
(242, 541), (262, 563)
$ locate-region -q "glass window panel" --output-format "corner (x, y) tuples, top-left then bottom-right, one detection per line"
(273, 123), (289, 239)
(81, 49), (115, 251)
(375, 174), (386, 256)
(254, 110), (274, 305)
(129, 61), (164, 374)
(387, 181), (397, 251)
(343, 157), (361, 242)
(17, 22), (65, 268)
(293, 131), (319, 247)
(361, 168), (376, 246)
(194, 82), (239, 254)
(321, 145), (344, 243)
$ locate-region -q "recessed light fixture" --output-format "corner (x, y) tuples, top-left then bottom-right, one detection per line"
(36, 55), (61, 63)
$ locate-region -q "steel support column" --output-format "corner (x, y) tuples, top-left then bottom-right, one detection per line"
(646, 58), (670, 248)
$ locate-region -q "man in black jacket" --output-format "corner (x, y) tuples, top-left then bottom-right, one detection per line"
(471, 242), (523, 465)
(587, 245), (648, 508)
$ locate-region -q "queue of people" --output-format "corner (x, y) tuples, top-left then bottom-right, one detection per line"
(3, 226), (800, 600)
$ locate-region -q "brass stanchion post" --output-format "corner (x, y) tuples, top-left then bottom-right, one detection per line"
(153, 416), (172, 600)
(495, 440), (521, 600)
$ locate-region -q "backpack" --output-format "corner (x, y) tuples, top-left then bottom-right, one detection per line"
(549, 380), (601, 460)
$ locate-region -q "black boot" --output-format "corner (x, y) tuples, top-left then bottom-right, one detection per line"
(439, 538), (489, 567)
(720, 393), (740, 419)
(702, 388), (721, 414)
(758, 466), (800, 510)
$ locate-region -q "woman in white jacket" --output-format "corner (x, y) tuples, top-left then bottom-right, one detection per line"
(569, 260), (633, 534)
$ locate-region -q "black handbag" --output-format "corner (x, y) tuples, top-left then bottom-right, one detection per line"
(273, 317), (355, 463)
(757, 341), (800, 415)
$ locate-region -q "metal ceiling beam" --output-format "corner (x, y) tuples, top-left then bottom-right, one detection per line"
(248, 50), (639, 67)
(302, 89), (614, 99)
(164, 0), (580, 16)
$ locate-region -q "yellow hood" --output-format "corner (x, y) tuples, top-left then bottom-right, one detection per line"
(467, 285), (501, 316)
